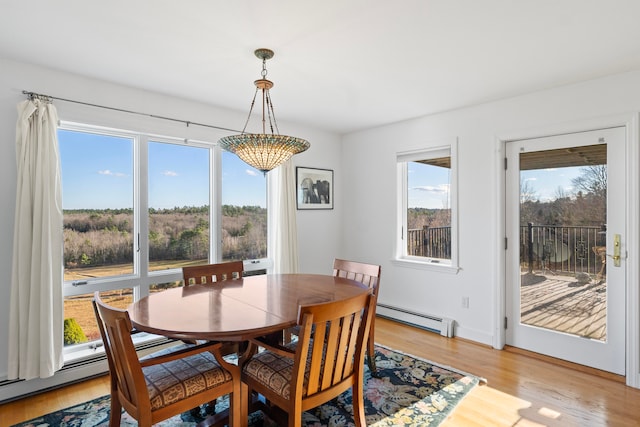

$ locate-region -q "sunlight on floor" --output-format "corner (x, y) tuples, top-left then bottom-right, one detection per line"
(537, 406), (561, 420)
(516, 404), (564, 426)
(444, 384), (567, 427)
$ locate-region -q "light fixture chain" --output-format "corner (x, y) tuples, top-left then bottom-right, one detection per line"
(240, 87), (260, 134)
(265, 91), (278, 135)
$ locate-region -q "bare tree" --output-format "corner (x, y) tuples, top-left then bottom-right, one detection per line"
(570, 165), (607, 226)
(571, 165), (607, 198)
(554, 186), (569, 200)
(520, 178), (537, 203)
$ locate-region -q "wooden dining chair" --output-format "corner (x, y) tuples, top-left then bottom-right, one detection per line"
(240, 291), (375, 427)
(181, 261), (245, 414)
(92, 292), (241, 427)
(333, 258), (382, 376)
(182, 260), (244, 285)
(281, 259), (381, 375)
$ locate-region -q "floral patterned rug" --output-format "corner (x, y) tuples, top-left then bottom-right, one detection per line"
(13, 345), (482, 427)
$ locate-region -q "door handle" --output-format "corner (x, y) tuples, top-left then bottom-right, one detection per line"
(606, 234), (622, 267)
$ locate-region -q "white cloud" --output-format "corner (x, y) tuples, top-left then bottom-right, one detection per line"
(245, 169), (257, 176)
(163, 170), (179, 177)
(98, 169), (127, 177)
(412, 185), (448, 194)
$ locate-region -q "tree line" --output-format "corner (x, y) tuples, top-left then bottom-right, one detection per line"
(63, 205), (267, 269)
(407, 165), (606, 232)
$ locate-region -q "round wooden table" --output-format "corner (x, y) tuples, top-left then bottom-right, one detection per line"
(128, 273), (369, 341)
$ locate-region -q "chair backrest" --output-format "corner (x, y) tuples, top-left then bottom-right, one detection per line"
(92, 292), (151, 414)
(292, 291), (375, 403)
(182, 261), (244, 285)
(333, 258), (381, 296)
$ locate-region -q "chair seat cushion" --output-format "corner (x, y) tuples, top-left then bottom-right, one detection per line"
(243, 350), (297, 400)
(243, 342), (313, 400)
(143, 351), (233, 411)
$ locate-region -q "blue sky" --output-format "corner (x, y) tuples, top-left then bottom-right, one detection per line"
(58, 129), (266, 210)
(407, 162), (451, 209)
(520, 166), (583, 202)
(407, 161), (584, 209)
(58, 129), (585, 210)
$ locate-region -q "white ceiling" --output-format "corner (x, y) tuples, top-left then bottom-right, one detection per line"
(2, 1), (640, 134)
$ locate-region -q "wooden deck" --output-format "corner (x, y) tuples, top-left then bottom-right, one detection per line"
(519, 271), (606, 340)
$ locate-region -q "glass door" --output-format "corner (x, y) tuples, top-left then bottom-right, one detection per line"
(505, 127), (625, 375)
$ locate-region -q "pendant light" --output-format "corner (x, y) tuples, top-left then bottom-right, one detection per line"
(218, 48), (310, 173)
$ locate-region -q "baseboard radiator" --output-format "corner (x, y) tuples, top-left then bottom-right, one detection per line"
(376, 303), (454, 337)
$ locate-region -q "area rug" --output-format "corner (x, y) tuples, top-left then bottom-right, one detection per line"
(13, 345), (482, 427)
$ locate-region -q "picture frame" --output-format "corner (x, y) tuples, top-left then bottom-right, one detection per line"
(296, 167), (334, 210)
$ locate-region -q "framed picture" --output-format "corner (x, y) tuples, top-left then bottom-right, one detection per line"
(296, 167), (334, 210)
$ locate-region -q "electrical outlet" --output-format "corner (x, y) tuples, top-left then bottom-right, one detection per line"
(461, 296), (469, 309)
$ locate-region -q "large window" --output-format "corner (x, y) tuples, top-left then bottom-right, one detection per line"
(60, 128), (134, 280)
(58, 123), (267, 358)
(148, 140), (211, 272)
(396, 144), (458, 271)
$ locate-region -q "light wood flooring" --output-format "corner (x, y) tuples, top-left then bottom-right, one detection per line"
(2, 317), (640, 426)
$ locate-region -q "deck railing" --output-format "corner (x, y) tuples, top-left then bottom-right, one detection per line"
(407, 226), (451, 259)
(408, 223), (606, 278)
(521, 223), (606, 277)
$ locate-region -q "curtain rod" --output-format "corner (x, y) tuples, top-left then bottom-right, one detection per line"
(22, 90), (241, 134)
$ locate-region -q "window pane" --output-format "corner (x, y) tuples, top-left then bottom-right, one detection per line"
(59, 129), (134, 281)
(148, 141), (210, 271)
(63, 289), (132, 347)
(221, 151), (267, 260)
(407, 159), (451, 260)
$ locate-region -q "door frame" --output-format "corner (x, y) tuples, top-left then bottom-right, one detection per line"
(494, 113), (640, 388)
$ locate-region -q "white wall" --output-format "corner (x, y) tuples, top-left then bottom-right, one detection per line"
(341, 70), (640, 348)
(0, 57), (342, 380)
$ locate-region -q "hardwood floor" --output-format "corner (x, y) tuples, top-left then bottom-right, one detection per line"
(0, 374), (110, 426)
(376, 317), (640, 427)
(2, 317), (640, 426)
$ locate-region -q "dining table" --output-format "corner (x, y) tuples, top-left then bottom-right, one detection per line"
(127, 273), (370, 427)
(127, 273), (370, 343)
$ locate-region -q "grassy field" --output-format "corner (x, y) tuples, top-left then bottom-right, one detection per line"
(65, 290), (133, 342)
(64, 259), (206, 281)
(64, 260), (201, 344)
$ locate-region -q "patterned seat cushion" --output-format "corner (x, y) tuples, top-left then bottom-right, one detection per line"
(243, 342), (313, 400)
(142, 351), (233, 411)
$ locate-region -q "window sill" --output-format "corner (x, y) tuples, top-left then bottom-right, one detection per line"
(62, 332), (171, 365)
(391, 258), (460, 274)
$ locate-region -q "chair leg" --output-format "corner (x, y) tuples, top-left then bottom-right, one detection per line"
(228, 369), (241, 427)
(288, 406), (303, 427)
(352, 373), (367, 427)
(367, 322), (379, 378)
(109, 394), (123, 427)
(241, 382), (252, 426)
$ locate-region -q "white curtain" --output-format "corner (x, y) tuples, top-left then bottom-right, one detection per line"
(268, 159), (299, 273)
(8, 99), (64, 380)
